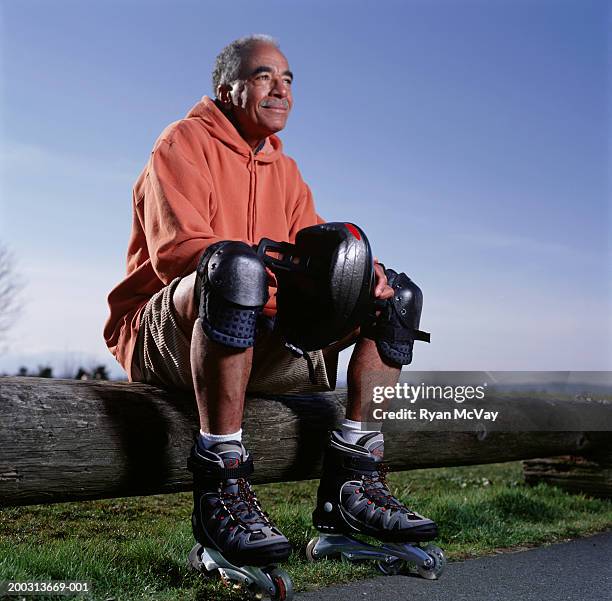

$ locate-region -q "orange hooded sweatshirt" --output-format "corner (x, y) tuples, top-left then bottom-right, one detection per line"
(104, 97), (323, 379)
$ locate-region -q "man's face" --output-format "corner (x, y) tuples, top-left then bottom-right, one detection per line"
(224, 43), (293, 145)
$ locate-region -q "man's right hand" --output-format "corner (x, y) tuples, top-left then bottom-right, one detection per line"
(265, 267), (278, 289)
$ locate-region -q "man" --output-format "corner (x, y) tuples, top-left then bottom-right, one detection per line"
(104, 34), (437, 570)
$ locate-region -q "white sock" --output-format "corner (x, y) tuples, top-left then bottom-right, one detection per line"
(339, 418), (382, 445)
(198, 428), (242, 450)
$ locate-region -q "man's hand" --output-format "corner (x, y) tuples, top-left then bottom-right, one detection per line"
(373, 258), (394, 300)
(265, 267), (278, 288)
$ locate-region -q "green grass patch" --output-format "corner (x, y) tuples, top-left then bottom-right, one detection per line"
(1, 462), (610, 600)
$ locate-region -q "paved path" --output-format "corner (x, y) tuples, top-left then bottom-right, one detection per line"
(295, 531), (612, 601)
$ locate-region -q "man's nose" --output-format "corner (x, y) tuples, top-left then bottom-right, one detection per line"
(270, 77), (289, 97)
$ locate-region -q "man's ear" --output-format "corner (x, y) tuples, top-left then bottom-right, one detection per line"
(217, 84), (233, 107)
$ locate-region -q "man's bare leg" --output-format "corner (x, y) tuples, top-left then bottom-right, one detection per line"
(190, 323), (252, 433)
(172, 272), (252, 434)
(322, 330), (400, 423)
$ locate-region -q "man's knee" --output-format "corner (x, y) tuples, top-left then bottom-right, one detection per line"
(172, 272), (198, 337)
(194, 241), (268, 348)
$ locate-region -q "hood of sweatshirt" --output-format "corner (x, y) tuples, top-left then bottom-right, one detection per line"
(185, 96), (283, 162)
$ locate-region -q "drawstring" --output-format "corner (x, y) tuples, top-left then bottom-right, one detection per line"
(284, 342), (317, 384)
(303, 352), (316, 384)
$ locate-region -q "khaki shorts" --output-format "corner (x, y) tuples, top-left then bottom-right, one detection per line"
(131, 277), (337, 393)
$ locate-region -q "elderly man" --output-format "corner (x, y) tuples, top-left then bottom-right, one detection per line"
(104, 34), (437, 576)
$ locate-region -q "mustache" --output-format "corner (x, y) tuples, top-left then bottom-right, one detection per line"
(260, 99), (289, 109)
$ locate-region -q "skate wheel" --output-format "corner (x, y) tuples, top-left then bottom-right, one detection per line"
(305, 537), (320, 562)
(267, 567), (294, 601)
(416, 544), (446, 580)
(219, 571), (237, 589)
(376, 557), (404, 575)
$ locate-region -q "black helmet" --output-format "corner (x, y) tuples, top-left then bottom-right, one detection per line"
(257, 222), (375, 352)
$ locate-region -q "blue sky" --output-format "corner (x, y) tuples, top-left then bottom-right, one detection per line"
(0, 0), (609, 378)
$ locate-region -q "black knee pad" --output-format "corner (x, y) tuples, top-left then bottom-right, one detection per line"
(362, 268), (430, 365)
(194, 241), (268, 348)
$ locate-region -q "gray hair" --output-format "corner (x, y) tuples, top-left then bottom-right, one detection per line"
(212, 34), (279, 96)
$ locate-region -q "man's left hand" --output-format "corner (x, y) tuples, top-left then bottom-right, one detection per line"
(373, 258), (394, 300)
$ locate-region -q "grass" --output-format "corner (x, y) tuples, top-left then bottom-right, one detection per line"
(1, 462), (611, 600)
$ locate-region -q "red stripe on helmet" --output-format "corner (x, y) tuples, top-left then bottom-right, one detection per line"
(345, 223), (361, 240)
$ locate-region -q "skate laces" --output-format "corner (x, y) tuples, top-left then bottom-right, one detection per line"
(219, 477), (272, 528)
(361, 464), (416, 515)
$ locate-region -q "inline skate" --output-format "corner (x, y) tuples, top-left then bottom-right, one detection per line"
(306, 431), (445, 579)
(187, 440), (293, 600)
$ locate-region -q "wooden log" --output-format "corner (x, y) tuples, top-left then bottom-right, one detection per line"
(0, 377), (611, 507)
(523, 449), (612, 499)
